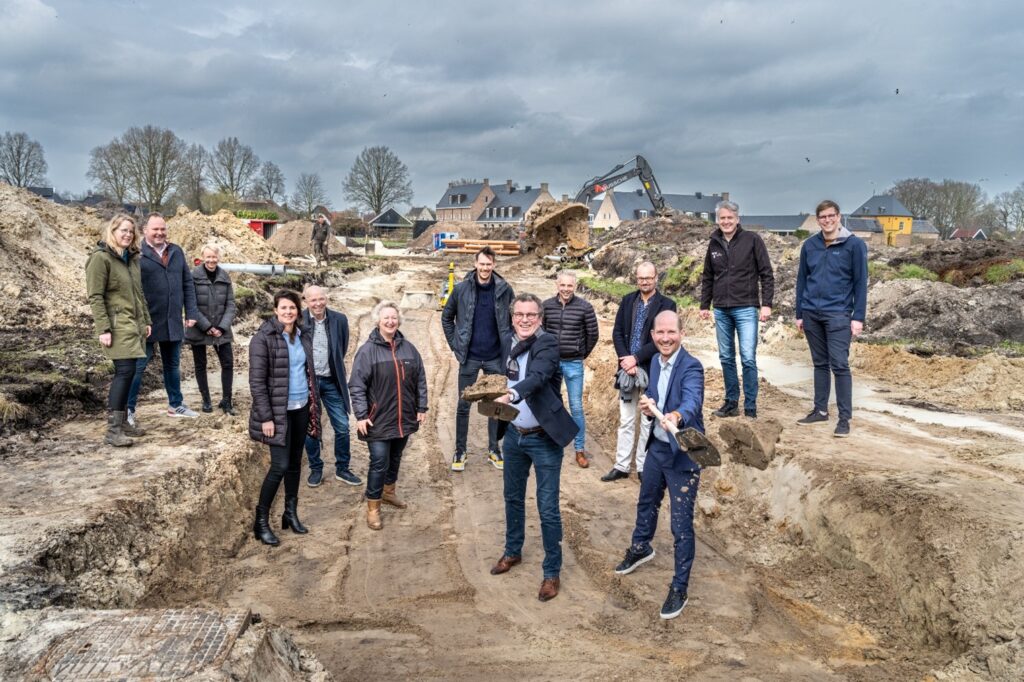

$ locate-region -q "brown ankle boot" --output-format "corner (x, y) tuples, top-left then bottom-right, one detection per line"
(381, 483), (407, 509)
(366, 499), (382, 530)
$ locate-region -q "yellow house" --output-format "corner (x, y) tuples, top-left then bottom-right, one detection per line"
(851, 195), (914, 246)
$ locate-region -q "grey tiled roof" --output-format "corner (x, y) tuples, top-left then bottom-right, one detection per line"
(742, 215), (810, 231)
(845, 217), (883, 233)
(852, 194), (912, 217)
(911, 219), (939, 234)
(607, 189), (723, 220)
(436, 183), (486, 209)
(479, 185), (545, 223)
(663, 192), (723, 214)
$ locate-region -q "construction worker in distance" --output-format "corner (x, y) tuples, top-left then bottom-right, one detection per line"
(541, 270), (599, 468)
(795, 200), (868, 438)
(698, 200), (774, 419)
(441, 246), (515, 472)
(310, 213), (331, 267)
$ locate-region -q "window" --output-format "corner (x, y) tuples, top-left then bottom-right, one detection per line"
(899, 221), (905, 230)
(701, 212), (709, 220)
(639, 210), (648, 219)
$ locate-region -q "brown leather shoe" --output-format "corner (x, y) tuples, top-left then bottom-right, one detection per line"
(490, 555), (521, 575)
(538, 577), (560, 602)
(575, 450), (589, 468)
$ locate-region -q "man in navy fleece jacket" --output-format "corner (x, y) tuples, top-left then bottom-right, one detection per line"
(794, 200), (868, 438)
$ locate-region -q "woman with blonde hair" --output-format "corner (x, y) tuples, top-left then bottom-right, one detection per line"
(85, 214), (152, 446)
(349, 300), (428, 530)
(185, 243), (237, 414)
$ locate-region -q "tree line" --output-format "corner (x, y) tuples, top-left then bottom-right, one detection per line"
(887, 178), (1024, 239)
(0, 128), (413, 218)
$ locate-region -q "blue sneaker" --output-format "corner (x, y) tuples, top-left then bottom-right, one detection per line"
(335, 470), (362, 486)
(307, 469), (323, 487)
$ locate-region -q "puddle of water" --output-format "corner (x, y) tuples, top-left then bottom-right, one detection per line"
(694, 349), (1024, 445)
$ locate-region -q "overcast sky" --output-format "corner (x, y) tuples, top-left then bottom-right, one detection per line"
(2, 0), (1022, 214)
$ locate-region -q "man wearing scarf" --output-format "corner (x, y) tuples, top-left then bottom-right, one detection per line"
(488, 293), (579, 603)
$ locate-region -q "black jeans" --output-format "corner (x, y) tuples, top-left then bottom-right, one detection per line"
(802, 310), (853, 420)
(190, 343), (233, 401)
(258, 404), (309, 509)
(109, 358), (138, 411)
(365, 436), (409, 500)
(455, 357), (503, 456)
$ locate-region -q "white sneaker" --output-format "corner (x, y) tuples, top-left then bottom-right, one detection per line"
(168, 405), (199, 418)
(126, 409), (138, 428)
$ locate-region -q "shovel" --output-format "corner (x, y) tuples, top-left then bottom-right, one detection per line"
(645, 400), (721, 468)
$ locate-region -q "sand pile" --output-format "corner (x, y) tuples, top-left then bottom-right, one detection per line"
(0, 184), (105, 328)
(167, 207), (283, 264)
(267, 220), (315, 256)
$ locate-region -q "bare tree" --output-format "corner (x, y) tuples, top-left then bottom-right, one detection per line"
(87, 140), (131, 203)
(253, 160), (286, 203)
(342, 145), (413, 215)
(291, 172), (329, 216)
(176, 143), (208, 211)
(208, 137), (260, 200)
(888, 177), (987, 239)
(994, 184), (1024, 233)
(120, 125), (185, 211)
(0, 131), (48, 187)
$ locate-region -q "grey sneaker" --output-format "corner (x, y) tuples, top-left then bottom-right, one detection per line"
(126, 408), (138, 428)
(167, 405), (199, 418)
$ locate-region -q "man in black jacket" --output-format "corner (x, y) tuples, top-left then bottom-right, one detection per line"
(441, 247), (515, 472)
(489, 293), (579, 603)
(605, 262), (677, 482)
(302, 286), (359, 487)
(542, 270), (599, 468)
(699, 201), (774, 419)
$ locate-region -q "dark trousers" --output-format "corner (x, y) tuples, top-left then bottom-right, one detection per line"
(455, 357), (503, 456)
(127, 340), (183, 410)
(108, 358), (138, 411)
(190, 343), (233, 402)
(630, 439), (700, 593)
(502, 428), (564, 579)
(802, 310), (853, 420)
(258, 404), (309, 509)
(364, 436), (409, 500)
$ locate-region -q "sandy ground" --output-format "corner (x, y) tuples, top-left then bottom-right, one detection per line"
(3, 256), (1024, 680)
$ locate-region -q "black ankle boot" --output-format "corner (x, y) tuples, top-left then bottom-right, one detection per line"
(253, 505), (280, 545)
(281, 496), (308, 534)
(219, 398), (236, 416)
(201, 393), (213, 413)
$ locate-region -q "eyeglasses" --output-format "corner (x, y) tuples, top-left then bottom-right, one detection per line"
(817, 212), (839, 221)
(637, 276), (656, 282)
(512, 312), (539, 320)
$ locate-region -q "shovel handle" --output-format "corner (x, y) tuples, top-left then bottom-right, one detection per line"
(644, 398), (680, 435)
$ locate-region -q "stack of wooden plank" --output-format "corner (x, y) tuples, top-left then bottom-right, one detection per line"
(440, 238), (520, 255)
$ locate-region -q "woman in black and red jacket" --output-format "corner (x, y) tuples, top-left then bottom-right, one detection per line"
(349, 300), (428, 530)
(248, 290), (321, 546)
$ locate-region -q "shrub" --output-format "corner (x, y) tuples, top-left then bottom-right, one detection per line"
(793, 229), (810, 240)
(868, 262), (895, 281)
(896, 264), (938, 281)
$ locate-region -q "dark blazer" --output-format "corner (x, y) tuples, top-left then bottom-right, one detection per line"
(303, 308), (351, 413)
(248, 318), (321, 447)
(499, 331), (579, 448)
(139, 241), (200, 343)
(643, 347), (705, 471)
(612, 290), (677, 372)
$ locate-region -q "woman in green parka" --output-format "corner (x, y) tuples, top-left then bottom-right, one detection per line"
(85, 214), (152, 446)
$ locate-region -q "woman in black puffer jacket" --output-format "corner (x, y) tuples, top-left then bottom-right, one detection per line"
(185, 243), (237, 414)
(248, 290), (321, 546)
(349, 300), (428, 530)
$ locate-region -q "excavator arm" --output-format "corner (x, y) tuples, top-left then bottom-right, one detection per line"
(573, 155), (668, 213)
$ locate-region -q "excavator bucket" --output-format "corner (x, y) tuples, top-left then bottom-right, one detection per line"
(524, 202), (591, 257)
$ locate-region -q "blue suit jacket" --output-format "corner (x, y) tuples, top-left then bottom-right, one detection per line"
(303, 308), (351, 413)
(644, 347), (705, 470)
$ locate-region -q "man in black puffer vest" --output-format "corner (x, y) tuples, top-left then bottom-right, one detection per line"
(542, 270), (599, 468)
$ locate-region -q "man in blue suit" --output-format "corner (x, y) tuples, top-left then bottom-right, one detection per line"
(489, 293), (579, 603)
(613, 310), (705, 620)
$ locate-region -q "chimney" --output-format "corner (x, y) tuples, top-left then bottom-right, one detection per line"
(506, 179), (513, 192)
(721, 191), (729, 201)
(561, 194), (569, 202)
(636, 189), (643, 196)
(540, 182), (548, 193)
(695, 191), (702, 199)
(483, 178), (489, 186)
(449, 181), (455, 188)
(524, 185), (532, 192)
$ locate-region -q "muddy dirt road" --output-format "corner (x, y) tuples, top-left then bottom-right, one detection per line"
(4, 256), (1023, 680)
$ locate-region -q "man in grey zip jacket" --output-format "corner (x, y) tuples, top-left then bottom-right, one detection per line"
(441, 247), (515, 472)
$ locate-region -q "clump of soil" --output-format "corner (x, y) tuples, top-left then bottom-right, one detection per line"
(167, 207), (283, 264)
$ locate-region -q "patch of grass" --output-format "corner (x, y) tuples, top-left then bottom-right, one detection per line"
(672, 295), (698, 308)
(335, 259), (369, 274)
(580, 276), (634, 300)
(662, 256), (698, 291)
(234, 285), (256, 302)
(999, 340), (1024, 356)
(381, 240), (408, 249)
(687, 262), (704, 287)
(0, 393), (29, 424)
(868, 261), (895, 281)
(984, 259), (1024, 284)
(895, 264), (938, 281)
(267, 273), (305, 289)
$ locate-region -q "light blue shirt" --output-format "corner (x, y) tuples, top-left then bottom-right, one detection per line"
(509, 347), (540, 430)
(284, 329), (309, 410)
(652, 349), (680, 443)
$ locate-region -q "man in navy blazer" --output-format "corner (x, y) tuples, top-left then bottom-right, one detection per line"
(301, 286), (358, 488)
(604, 261), (677, 482)
(614, 310), (705, 620)
(489, 293), (579, 603)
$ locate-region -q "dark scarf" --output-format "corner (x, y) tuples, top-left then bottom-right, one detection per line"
(507, 333), (540, 379)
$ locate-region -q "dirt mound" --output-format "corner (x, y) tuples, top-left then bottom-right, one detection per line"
(0, 184), (105, 329)
(267, 220), (314, 256)
(854, 344), (1024, 411)
(865, 279), (1024, 353)
(407, 221), (519, 253)
(167, 207), (283, 264)
(523, 201), (589, 256)
(883, 239), (1024, 285)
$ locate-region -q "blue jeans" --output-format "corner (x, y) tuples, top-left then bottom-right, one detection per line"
(364, 436), (409, 500)
(802, 310), (853, 420)
(127, 340), (183, 410)
(455, 357), (503, 456)
(502, 428), (564, 579)
(560, 360), (586, 451)
(305, 377), (351, 474)
(630, 439), (700, 592)
(714, 306), (759, 412)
